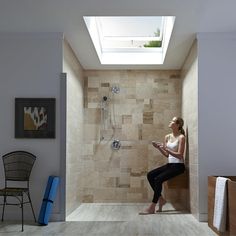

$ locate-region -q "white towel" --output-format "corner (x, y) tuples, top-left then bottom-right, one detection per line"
(213, 177), (229, 232)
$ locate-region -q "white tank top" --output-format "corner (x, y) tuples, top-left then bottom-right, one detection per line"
(166, 139), (184, 163)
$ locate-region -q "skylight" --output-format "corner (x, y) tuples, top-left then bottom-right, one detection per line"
(84, 16), (175, 65)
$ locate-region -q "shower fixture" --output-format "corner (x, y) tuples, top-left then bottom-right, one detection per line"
(100, 87), (119, 142)
(111, 86), (120, 94)
(102, 96), (108, 101)
(111, 139), (121, 150)
(101, 96), (109, 110)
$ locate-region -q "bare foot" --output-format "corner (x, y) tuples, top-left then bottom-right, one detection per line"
(139, 203), (156, 215)
(139, 209), (155, 215)
(156, 197), (167, 212)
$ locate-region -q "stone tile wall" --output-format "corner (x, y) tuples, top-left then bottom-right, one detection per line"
(63, 40), (84, 216)
(79, 70), (187, 206)
(182, 40), (199, 217)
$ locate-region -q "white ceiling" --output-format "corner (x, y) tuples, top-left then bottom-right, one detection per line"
(0, 0), (235, 70)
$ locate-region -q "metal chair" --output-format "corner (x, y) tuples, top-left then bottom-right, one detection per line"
(0, 151), (36, 231)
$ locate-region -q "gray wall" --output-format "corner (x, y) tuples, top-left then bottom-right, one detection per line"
(197, 33), (236, 221)
(0, 33), (64, 220)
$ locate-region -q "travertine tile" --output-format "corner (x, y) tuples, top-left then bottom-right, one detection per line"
(182, 41), (198, 215)
(143, 112), (153, 124)
(64, 40), (84, 215)
(81, 70), (184, 206)
(122, 115), (132, 124)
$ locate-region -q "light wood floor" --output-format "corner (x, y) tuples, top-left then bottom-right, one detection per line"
(0, 203), (217, 236)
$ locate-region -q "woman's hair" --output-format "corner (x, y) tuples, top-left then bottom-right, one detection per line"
(175, 117), (185, 136)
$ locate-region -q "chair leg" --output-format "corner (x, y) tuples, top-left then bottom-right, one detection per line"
(27, 192), (36, 222)
(21, 195), (24, 232)
(1, 195), (6, 221)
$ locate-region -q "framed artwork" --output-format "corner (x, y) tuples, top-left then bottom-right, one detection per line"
(15, 98), (55, 138)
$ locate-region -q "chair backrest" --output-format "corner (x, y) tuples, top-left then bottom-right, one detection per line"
(2, 151), (36, 182)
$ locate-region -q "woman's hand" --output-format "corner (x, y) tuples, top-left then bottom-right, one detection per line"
(152, 141), (163, 148)
(152, 142), (169, 158)
(162, 146), (169, 152)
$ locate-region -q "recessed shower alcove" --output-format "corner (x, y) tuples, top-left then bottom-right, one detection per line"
(64, 39), (198, 220)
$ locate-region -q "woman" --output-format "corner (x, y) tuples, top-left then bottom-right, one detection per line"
(140, 116), (186, 214)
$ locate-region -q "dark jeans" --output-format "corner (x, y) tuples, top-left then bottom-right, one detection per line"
(147, 163), (185, 203)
